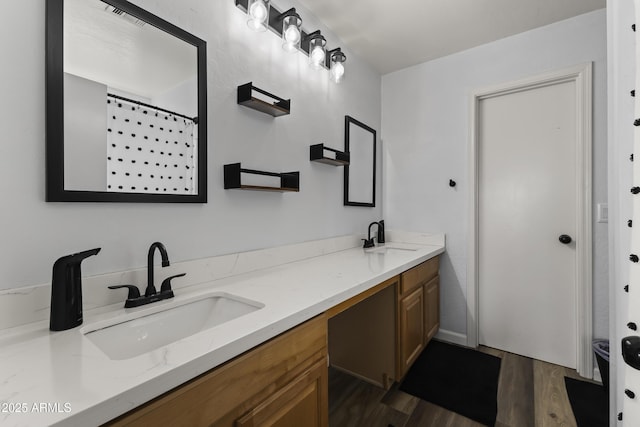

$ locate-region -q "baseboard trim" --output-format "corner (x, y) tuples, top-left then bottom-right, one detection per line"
(434, 329), (468, 346)
(330, 364), (386, 389)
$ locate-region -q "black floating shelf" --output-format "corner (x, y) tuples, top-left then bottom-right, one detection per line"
(224, 163), (299, 192)
(310, 144), (350, 166)
(237, 82), (290, 117)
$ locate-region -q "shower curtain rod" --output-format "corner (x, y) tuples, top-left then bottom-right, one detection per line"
(107, 93), (198, 124)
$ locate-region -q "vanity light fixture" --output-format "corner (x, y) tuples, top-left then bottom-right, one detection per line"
(235, 0), (346, 83)
(247, 0), (270, 32)
(306, 31), (326, 69)
(279, 8), (302, 52)
(327, 48), (347, 83)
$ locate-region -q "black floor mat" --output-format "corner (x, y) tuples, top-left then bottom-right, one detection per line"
(399, 340), (501, 426)
(564, 377), (608, 427)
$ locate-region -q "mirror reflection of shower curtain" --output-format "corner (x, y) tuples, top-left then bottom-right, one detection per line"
(106, 98), (197, 194)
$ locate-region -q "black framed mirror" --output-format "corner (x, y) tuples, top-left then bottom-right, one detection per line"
(344, 115), (376, 207)
(46, 0), (207, 202)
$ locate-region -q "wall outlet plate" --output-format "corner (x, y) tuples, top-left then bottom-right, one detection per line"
(597, 203), (608, 223)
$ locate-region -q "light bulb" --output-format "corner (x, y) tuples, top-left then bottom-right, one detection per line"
(247, 0), (268, 32)
(307, 33), (326, 69)
(283, 26), (300, 51)
(329, 50), (346, 83)
(310, 46), (324, 68)
(281, 12), (302, 53)
(331, 62), (345, 83)
(285, 26), (300, 44)
(249, 1), (267, 21)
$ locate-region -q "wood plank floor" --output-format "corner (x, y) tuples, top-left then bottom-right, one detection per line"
(329, 345), (594, 427)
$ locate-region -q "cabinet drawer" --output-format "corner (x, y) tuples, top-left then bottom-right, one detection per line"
(420, 256), (439, 283)
(400, 256), (439, 295)
(401, 265), (422, 295)
(236, 358), (327, 427)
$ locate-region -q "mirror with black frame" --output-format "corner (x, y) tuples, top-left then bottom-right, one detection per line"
(46, 0), (207, 202)
(344, 115), (376, 207)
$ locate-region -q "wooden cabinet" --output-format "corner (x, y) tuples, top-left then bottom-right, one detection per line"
(397, 256), (440, 379)
(327, 255), (441, 384)
(104, 315), (328, 427)
(398, 286), (424, 376)
(236, 359), (326, 427)
(424, 275), (440, 342)
(104, 255), (441, 427)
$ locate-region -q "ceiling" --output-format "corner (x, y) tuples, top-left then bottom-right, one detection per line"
(65, 0), (197, 98)
(295, 0), (606, 75)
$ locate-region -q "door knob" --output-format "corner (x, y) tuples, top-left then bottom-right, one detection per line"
(559, 234), (572, 244)
(622, 336), (640, 370)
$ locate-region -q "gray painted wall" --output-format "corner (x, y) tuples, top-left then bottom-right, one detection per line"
(0, 0), (382, 290)
(63, 73), (108, 191)
(382, 10), (608, 339)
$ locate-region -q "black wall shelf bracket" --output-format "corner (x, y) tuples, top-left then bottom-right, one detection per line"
(237, 82), (291, 117)
(224, 163), (300, 192)
(310, 144), (350, 166)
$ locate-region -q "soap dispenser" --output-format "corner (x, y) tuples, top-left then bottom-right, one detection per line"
(50, 248), (101, 331)
(377, 220), (385, 244)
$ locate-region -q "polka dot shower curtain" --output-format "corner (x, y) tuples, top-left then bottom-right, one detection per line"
(105, 96), (197, 194)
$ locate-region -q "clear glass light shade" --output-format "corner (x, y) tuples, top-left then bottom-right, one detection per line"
(247, 0), (270, 32)
(330, 51), (346, 83)
(308, 35), (326, 69)
(282, 14), (302, 52)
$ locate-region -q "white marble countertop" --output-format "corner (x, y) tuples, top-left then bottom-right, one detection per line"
(0, 240), (444, 427)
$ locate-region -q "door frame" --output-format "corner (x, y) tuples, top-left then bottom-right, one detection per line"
(467, 63), (593, 377)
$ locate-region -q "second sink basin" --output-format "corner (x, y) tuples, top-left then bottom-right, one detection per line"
(365, 244), (419, 254)
(82, 292), (264, 360)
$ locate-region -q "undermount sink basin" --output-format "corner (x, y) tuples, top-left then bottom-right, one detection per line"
(82, 293), (264, 360)
(365, 244), (419, 254)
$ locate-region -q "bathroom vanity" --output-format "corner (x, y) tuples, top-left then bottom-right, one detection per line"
(105, 256), (440, 426)
(0, 234), (443, 427)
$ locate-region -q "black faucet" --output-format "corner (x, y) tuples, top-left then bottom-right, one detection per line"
(363, 220), (386, 249)
(146, 242), (170, 296)
(50, 247), (101, 331)
(109, 242), (185, 308)
(363, 222), (378, 248)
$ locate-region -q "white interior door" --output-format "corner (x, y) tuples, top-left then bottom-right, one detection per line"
(478, 80), (577, 369)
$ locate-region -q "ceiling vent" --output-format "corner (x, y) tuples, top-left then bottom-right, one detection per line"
(104, 5), (146, 27)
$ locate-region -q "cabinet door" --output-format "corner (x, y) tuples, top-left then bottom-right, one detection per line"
(398, 286), (424, 378)
(236, 358), (328, 427)
(424, 275), (440, 343)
